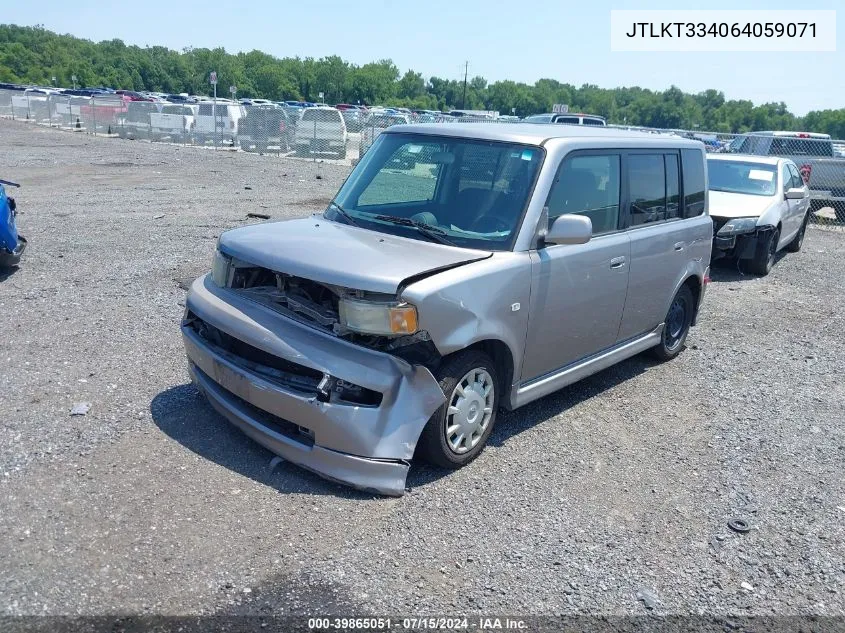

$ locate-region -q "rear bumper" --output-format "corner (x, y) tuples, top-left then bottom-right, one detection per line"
(182, 275), (445, 495)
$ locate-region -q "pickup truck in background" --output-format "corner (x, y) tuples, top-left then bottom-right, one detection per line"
(150, 104), (197, 142)
(728, 132), (845, 218)
(294, 107), (347, 158)
(117, 101), (160, 139)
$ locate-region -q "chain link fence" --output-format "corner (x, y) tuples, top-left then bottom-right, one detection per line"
(2, 87), (843, 228)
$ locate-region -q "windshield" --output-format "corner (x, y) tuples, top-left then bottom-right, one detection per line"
(162, 105), (192, 115)
(708, 160), (777, 197)
(329, 133), (544, 250)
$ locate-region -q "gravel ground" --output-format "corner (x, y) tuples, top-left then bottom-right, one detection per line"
(1, 119), (844, 624)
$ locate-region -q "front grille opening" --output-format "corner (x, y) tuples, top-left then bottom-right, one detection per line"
(193, 365), (314, 447)
(230, 268), (342, 334)
(186, 312), (322, 393)
(185, 312), (382, 406)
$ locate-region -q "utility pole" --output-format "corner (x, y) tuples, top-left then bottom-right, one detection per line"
(461, 61), (468, 109)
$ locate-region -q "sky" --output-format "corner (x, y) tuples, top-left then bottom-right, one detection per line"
(4, 0), (842, 115)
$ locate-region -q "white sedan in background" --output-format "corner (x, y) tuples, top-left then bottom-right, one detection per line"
(708, 154), (811, 276)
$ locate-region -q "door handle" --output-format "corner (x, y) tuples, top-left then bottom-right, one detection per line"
(673, 241), (686, 251)
(610, 256), (626, 269)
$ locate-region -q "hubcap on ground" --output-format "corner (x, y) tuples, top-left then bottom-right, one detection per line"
(444, 368), (495, 455)
(665, 297), (687, 350)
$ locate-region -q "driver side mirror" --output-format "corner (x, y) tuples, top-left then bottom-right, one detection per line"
(785, 187), (806, 200)
(545, 214), (592, 246)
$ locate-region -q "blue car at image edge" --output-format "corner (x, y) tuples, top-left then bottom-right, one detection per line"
(0, 179), (26, 268)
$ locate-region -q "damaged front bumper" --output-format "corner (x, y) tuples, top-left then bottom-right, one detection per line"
(711, 221), (774, 261)
(182, 274), (445, 496)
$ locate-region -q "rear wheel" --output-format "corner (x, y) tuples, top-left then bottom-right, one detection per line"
(416, 351), (499, 469)
(747, 227), (780, 276)
(651, 285), (694, 362)
(786, 213), (809, 252)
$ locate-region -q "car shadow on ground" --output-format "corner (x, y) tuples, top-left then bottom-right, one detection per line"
(707, 252), (788, 283)
(152, 352), (655, 498)
(406, 354), (653, 489)
(0, 265), (20, 282)
(150, 384), (381, 500)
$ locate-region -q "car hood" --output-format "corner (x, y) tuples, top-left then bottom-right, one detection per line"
(218, 216), (492, 295)
(709, 191), (776, 219)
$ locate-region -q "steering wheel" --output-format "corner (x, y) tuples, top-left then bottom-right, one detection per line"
(410, 211), (439, 226)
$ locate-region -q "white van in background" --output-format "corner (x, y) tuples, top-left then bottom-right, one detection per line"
(524, 112), (607, 126)
(193, 99), (246, 145)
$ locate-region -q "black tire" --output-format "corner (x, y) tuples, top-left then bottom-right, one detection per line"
(415, 350), (499, 469)
(746, 227), (780, 276)
(651, 285), (695, 362)
(786, 213), (809, 253)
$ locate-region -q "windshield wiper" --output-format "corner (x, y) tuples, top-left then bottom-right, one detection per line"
(328, 201), (360, 227)
(373, 214), (457, 246)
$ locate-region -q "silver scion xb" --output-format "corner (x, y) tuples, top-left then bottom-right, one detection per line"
(182, 124), (713, 495)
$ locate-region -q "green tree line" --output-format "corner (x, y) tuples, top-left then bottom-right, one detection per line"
(2, 24), (845, 137)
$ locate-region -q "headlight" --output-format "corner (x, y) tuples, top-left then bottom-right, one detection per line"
(717, 217), (758, 236)
(338, 298), (418, 336)
(211, 249), (231, 287)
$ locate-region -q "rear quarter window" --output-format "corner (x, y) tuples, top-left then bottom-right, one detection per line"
(681, 149), (706, 218)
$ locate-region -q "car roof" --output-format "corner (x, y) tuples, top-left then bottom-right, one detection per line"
(382, 122), (704, 147)
(708, 154), (783, 166)
(743, 131), (831, 139)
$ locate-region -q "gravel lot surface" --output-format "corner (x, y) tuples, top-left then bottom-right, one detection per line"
(1, 119), (844, 624)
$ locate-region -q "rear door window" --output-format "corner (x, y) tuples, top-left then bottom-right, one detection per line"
(665, 154), (681, 219)
(628, 154), (666, 226)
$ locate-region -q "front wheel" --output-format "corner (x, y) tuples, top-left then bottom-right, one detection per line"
(786, 214), (809, 253)
(651, 285), (694, 362)
(746, 227), (780, 276)
(416, 351), (499, 469)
